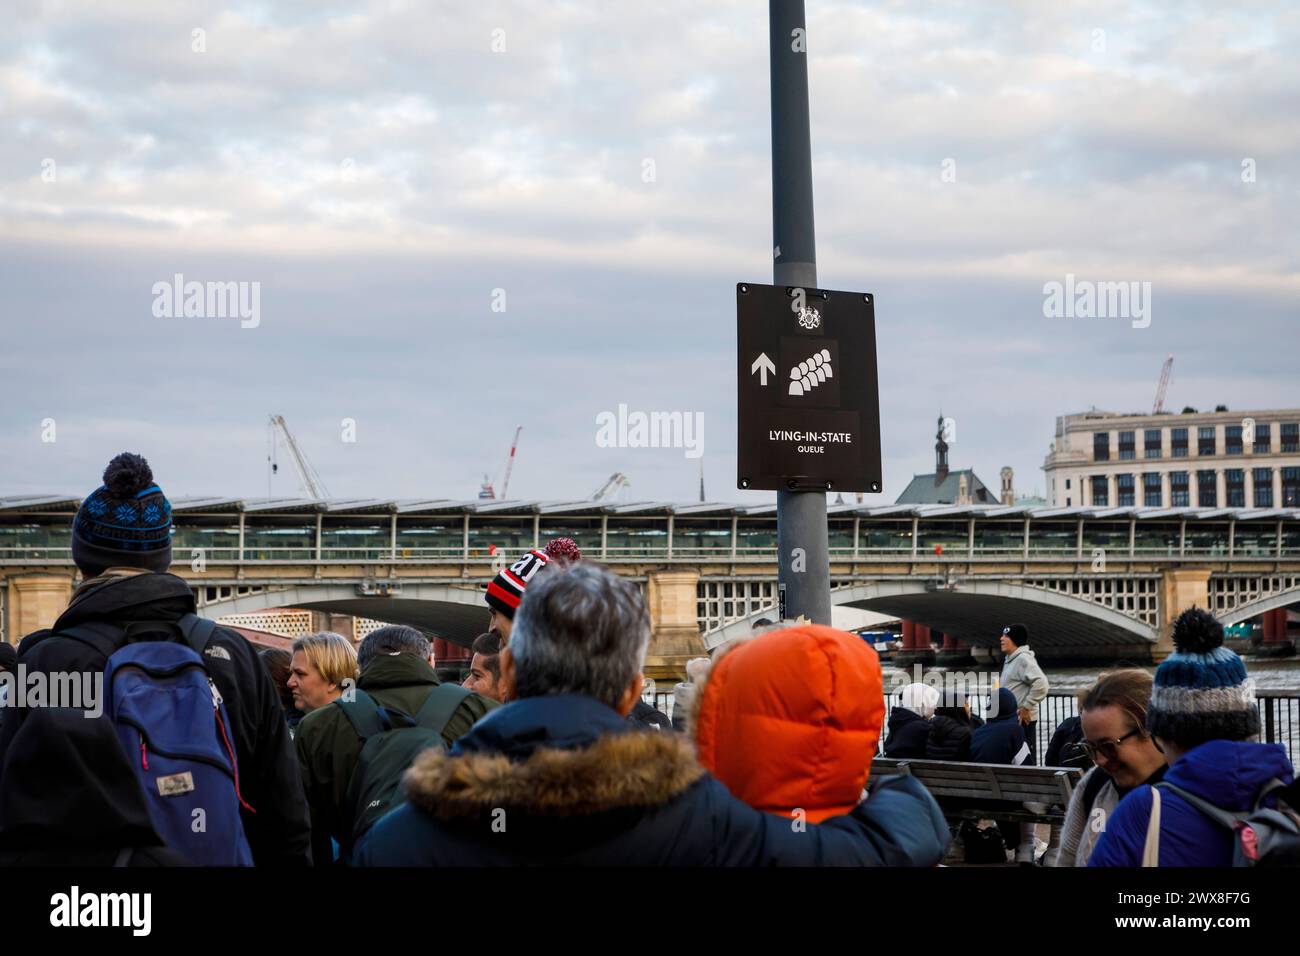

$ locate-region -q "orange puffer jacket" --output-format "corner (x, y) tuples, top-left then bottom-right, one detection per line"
(694, 624), (885, 823)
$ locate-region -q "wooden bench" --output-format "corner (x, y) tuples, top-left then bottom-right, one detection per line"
(871, 758), (1083, 828)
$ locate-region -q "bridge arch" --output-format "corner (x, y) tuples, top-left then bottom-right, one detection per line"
(705, 578), (1159, 656)
(1218, 587), (1300, 627)
(196, 582), (490, 646)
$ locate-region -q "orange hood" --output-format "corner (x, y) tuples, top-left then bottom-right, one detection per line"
(693, 624), (884, 823)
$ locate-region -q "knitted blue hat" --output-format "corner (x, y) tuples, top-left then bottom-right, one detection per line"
(72, 453), (173, 577)
(1148, 607), (1259, 748)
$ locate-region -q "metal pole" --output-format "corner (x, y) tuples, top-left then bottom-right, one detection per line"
(771, 0), (830, 624)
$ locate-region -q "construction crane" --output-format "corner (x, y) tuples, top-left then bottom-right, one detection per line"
(499, 426), (522, 500)
(268, 415), (330, 499)
(591, 472), (630, 501)
(1152, 354), (1174, 414)
(479, 427), (523, 500)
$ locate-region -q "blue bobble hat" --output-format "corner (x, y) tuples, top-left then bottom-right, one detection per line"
(72, 453), (173, 577)
(1147, 607), (1259, 748)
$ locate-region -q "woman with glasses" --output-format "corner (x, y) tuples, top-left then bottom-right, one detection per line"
(1054, 669), (1167, 866)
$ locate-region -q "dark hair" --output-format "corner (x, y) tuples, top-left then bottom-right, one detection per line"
(1080, 668), (1154, 737)
(933, 705), (971, 726)
(752, 617), (774, 629)
(471, 631), (502, 680)
(258, 647), (295, 712)
(511, 562), (650, 708)
(357, 625), (431, 671)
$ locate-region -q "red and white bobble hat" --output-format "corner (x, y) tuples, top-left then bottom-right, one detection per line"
(485, 537), (582, 621)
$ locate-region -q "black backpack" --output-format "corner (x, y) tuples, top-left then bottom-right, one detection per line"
(1048, 717), (1093, 770)
(336, 684), (472, 856)
(959, 820), (1007, 864)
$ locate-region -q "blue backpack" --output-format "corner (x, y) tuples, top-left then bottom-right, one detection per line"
(62, 615), (255, 866)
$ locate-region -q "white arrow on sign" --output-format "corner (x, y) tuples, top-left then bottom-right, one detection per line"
(751, 352), (776, 385)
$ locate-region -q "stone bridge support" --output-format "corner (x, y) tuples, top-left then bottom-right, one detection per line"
(1157, 567), (1212, 662)
(5, 573), (73, 644)
(643, 569), (705, 681)
(309, 610), (356, 641)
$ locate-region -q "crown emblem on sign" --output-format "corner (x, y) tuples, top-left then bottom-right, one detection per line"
(797, 307), (821, 329)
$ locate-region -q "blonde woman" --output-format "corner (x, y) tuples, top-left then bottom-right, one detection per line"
(1055, 668), (1167, 866)
(288, 632), (358, 713)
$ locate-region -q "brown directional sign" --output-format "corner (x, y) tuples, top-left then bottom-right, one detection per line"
(737, 282), (882, 493)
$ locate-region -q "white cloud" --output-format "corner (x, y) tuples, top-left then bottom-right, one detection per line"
(0, 0), (1296, 502)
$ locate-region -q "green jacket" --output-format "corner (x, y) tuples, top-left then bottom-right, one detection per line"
(294, 652), (498, 865)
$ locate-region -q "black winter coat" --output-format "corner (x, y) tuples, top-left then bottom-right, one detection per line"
(0, 707), (191, 866)
(628, 698), (674, 732)
(1045, 716), (1093, 769)
(0, 572), (311, 866)
(883, 707), (930, 758)
(926, 715), (972, 761)
(355, 694), (951, 867)
(969, 689), (1028, 765)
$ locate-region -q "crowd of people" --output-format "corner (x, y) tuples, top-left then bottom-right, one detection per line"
(879, 612), (1300, 866)
(0, 452), (1295, 867)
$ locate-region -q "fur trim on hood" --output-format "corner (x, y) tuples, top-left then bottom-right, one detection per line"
(403, 730), (705, 819)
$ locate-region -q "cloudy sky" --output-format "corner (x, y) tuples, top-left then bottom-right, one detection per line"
(2, 0), (1296, 505)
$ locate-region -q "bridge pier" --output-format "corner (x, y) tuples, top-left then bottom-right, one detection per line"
(935, 631), (976, 668)
(309, 610), (356, 641)
(894, 620), (935, 668)
(4, 573), (73, 643)
(1254, 607), (1295, 658)
(643, 569), (706, 680)
(1157, 567), (1212, 662)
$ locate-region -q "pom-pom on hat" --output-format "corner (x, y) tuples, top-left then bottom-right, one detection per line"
(485, 537), (582, 621)
(1147, 607), (1259, 748)
(72, 453), (173, 578)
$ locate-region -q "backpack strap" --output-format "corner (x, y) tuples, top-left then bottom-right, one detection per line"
(17, 628), (55, 655)
(60, 616), (219, 661)
(413, 683), (473, 739)
(1142, 785), (1162, 867)
(1253, 778), (1287, 811)
(59, 621), (126, 660)
(177, 613), (218, 657)
(336, 689), (391, 740)
(1155, 781), (1244, 830)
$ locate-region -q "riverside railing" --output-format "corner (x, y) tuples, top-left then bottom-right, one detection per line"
(879, 690), (1299, 766)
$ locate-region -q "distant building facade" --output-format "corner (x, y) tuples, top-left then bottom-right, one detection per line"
(1043, 407), (1300, 508)
(896, 416), (999, 505)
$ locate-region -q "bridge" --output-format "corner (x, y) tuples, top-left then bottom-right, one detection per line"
(2, 496), (1298, 674)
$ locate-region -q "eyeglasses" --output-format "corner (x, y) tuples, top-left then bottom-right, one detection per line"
(1080, 729), (1141, 762)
